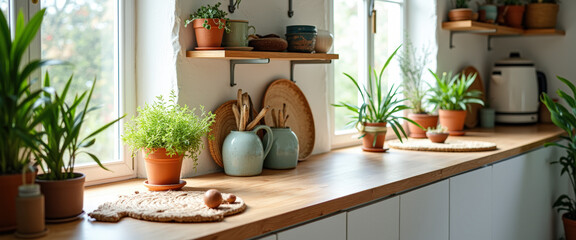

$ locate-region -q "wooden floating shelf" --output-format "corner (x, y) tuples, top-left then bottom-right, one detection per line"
(186, 50), (339, 60)
(442, 20), (565, 36)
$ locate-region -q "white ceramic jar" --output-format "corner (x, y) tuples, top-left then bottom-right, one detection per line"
(314, 29), (333, 53)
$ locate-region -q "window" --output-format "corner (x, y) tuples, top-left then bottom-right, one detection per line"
(14, 0), (136, 184)
(332, 0), (404, 148)
(1, 0), (7, 17)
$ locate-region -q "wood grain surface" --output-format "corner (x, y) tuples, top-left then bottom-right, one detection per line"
(0, 124), (562, 240)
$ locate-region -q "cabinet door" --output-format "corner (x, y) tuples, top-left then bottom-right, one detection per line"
(347, 196), (400, 240)
(400, 180), (449, 240)
(277, 212), (346, 240)
(254, 234), (277, 240)
(492, 147), (559, 240)
(450, 166), (492, 240)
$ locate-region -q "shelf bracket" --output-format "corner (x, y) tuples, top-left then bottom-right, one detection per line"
(228, 0), (240, 13)
(230, 59), (270, 87)
(288, 0), (294, 18)
(449, 29), (496, 49)
(290, 60), (332, 83)
(488, 35), (493, 51)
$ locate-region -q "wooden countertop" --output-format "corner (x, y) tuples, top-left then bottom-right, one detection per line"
(0, 124), (563, 240)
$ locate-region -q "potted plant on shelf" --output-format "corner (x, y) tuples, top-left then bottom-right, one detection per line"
(428, 70), (484, 136)
(426, 125), (450, 143)
(34, 75), (124, 221)
(0, 9), (61, 231)
(398, 40), (435, 138)
(478, 0), (498, 23)
(525, 0), (559, 29)
(502, 0), (526, 28)
(541, 76), (576, 239)
(122, 91), (215, 190)
(184, 2), (230, 49)
(449, 0), (473, 21)
(333, 46), (419, 152)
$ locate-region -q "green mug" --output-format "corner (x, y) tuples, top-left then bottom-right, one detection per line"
(222, 20), (256, 47)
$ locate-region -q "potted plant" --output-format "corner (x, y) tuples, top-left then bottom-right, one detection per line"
(333, 45), (418, 152)
(122, 91), (215, 189)
(502, 0), (526, 28)
(449, 0), (473, 21)
(426, 125), (450, 143)
(525, 0), (559, 29)
(34, 74), (124, 220)
(398, 40), (435, 138)
(428, 70), (484, 136)
(541, 76), (576, 239)
(184, 2), (230, 49)
(478, 0), (498, 23)
(0, 9), (61, 231)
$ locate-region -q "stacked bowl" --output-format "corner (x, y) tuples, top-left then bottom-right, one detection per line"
(285, 25), (317, 53)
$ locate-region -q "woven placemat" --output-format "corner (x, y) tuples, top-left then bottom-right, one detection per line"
(387, 139), (497, 152)
(88, 191), (246, 223)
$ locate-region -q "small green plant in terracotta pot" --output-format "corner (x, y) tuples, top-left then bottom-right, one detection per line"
(426, 124), (449, 143)
(185, 2), (230, 48)
(428, 70), (484, 136)
(333, 45), (419, 152)
(122, 91), (215, 189)
(449, 0), (473, 21)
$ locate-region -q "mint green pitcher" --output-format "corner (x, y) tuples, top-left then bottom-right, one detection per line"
(222, 125), (273, 176)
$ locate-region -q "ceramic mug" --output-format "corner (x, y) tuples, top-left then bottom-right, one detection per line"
(263, 127), (299, 169)
(480, 108), (496, 128)
(222, 125), (273, 176)
(222, 20), (256, 47)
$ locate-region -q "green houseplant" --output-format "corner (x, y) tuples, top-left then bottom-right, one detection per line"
(185, 2), (230, 48)
(333, 45), (418, 152)
(0, 9), (62, 231)
(428, 70), (484, 136)
(34, 74), (124, 220)
(541, 76), (576, 239)
(398, 40), (435, 138)
(449, 0), (473, 21)
(502, 0), (526, 28)
(426, 124), (449, 143)
(122, 91), (215, 188)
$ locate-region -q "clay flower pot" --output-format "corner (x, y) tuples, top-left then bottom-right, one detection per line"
(408, 113), (439, 138)
(144, 148), (184, 185)
(439, 109), (467, 136)
(504, 5), (525, 28)
(361, 122), (387, 152)
(563, 213), (576, 240)
(426, 132), (449, 143)
(36, 173), (85, 220)
(449, 8), (473, 21)
(192, 18), (226, 48)
(0, 172), (36, 231)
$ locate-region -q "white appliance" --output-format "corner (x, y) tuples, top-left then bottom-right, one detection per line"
(489, 52), (540, 123)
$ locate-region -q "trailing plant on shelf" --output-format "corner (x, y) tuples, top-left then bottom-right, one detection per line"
(122, 91), (215, 171)
(184, 2), (230, 32)
(541, 77), (576, 236)
(453, 0), (471, 8)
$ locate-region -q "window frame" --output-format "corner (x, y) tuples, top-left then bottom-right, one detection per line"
(13, 0), (136, 185)
(329, 0), (406, 149)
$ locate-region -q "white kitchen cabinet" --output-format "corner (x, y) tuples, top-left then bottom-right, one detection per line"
(492, 146), (560, 240)
(400, 180), (449, 240)
(450, 166), (492, 240)
(276, 212), (346, 240)
(347, 196), (400, 240)
(254, 234), (277, 240)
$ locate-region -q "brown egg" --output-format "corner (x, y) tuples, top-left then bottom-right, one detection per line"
(204, 189), (222, 209)
(226, 194), (237, 203)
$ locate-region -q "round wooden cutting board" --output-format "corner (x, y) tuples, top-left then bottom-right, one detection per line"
(462, 66), (486, 128)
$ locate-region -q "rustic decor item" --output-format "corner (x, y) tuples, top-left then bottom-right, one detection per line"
(387, 139), (497, 152)
(208, 100), (238, 167)
(462, 66), (485, 128)
(88, 191), (246, 223)
(525, 3), (559, 29)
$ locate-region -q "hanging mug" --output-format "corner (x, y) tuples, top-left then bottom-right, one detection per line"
(263, 127), (299, 169)
(222, 20), (256, 47)
(222, 125), (273, 176)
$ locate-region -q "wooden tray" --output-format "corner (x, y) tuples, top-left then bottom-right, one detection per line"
(208, 100), (238, 167)
(262, 79), (315, 160)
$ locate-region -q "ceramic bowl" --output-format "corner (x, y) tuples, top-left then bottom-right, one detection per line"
(426, 132), (449, 143)
(286, 33), (317, 53)
(286, 25), (317, 34)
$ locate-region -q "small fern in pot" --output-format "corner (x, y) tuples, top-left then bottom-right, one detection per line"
(184, 2), (230, 48)
(122, 91), (215, 187)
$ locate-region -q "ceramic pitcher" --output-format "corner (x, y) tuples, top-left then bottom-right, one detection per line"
(263, 127), (299, 169)
(222, 125), (273, 176)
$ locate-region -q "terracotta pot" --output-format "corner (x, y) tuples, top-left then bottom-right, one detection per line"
(426, 132), (449, 143)
(361, 122), (387, 152)
(438, 109), (467, 136)
(192, 18), (226, 48)
(504, 5), (525, 28)
(408, 113), (439, 138)
(144, 148), (183, 185)
(525, 3), (558, 29)
(563, 213), (576, 240)
(36, 173), (85, 220)
(448, 8), (473, 21)
(0, 172), (36, 232)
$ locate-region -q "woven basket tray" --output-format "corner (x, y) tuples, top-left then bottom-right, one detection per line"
(387, 139), (497, 152)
